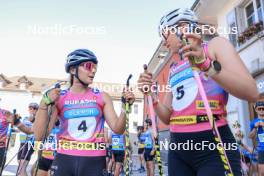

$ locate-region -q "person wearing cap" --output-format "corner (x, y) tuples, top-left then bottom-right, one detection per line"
(142, 119), (155, 176)
(13, 102), (38, 176)
(249, 101), (264, 176)
(137, 126), (146, 173)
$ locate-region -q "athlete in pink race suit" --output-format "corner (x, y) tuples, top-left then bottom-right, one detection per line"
(0, 108), (12, 169)
(138, 8), (259, 176)
(33, 49), (135, 176)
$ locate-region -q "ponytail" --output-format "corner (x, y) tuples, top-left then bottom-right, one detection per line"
(70, 74), (74, 87)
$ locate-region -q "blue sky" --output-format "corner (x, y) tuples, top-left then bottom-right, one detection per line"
(0, 0), (195, 84)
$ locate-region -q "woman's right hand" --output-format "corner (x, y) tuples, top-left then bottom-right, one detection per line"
(43, 88), (61, 105)
(137, 70), (154, 94)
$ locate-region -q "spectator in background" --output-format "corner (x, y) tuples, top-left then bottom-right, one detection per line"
(249, 101), (264, 176)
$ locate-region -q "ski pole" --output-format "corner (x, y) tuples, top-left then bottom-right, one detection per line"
(178, 31), (234, 176)
(124, 74), (132, 176)
(0, 109), (15, 175)
(143, 64), (164, 176)
(16, 140), (33, 175)
(2, 142), (28, 171)
(34, 82), (63, 176)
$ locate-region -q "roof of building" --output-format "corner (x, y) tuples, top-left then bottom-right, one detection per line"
(0, 74), (143, 100)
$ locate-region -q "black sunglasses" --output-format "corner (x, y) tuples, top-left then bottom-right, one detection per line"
(257, 107), (264, 111)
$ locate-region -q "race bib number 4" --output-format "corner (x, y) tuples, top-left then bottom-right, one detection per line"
(64, 108), (99, 140)
(68, 117), (96, 140)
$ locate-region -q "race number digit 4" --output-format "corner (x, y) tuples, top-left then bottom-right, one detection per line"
(68, 117), (96, 140)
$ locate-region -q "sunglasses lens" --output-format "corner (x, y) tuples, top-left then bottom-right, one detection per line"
(81, 62), (96, 71)
(257, 107), (264, 111)
(84, 63), (92, 71)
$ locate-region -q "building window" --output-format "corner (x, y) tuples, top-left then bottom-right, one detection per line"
(257, 0), (263, 22)
(134, 104), (138, 114)
(227, 10), (238, 47)
(246, 2), (255, 27)
(244, 0), (263, 27)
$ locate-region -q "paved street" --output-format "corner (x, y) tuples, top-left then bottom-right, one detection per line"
(129, 154), (168, 176)
(3, 153), (168, 176)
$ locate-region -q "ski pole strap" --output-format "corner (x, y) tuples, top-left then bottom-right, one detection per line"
(43, 91), (54, 106)
(42, 81), (64, 106)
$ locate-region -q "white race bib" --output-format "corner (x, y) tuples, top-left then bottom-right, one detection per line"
(67, 117), (96, 140)
(172, 77), (198, 111)
(112, 138), (119, 145)
(258, 133), (264, 143)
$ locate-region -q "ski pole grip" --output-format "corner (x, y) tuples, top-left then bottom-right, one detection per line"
(126, 74), (132, 87)
(123, 74), (132, 104)
(143, 64), (150, 93)
(143, 64), (148, 73)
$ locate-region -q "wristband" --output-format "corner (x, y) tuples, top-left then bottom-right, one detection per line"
(196, 43), (212, 71)
(196, 56), (211, 71)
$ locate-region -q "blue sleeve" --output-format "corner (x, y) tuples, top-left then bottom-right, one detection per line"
(250, 119), (256, 131)
(21, 117), (26, 124)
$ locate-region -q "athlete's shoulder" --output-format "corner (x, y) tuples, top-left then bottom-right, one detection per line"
(254, 117), (260, 122)
(209, 36), (230, 47)
(251, 118), (260, 124)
